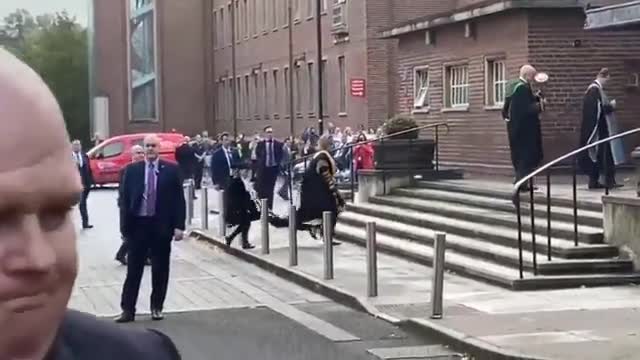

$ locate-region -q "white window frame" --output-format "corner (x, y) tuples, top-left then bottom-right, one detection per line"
(445, 64), (469, 109)
(485, 58), (507, 107)
(412, 66), (429, 111)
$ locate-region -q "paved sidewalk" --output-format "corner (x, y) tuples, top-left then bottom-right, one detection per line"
(193, 192), (640, 360)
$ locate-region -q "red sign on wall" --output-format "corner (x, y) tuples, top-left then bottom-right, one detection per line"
(351, 78), (366, 97)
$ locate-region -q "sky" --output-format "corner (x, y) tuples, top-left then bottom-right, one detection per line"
(0, 0), (88, 25)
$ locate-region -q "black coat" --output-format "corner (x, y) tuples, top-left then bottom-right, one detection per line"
(298, 151), (344, 223)
(49, 310), (180, 360)
(578, 82), (614, 173)
(175, 143), (196, 177)
(225, 177), (259, 225)
(504, 80), (543, 172)
(210, 147), (240, 189)
(119, 160), (186, 238)
(255, 140), (284, 176)
(75, 152), (93, 189)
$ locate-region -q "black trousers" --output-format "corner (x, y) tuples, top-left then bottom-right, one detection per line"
(120, 217), (172, 314)
(227, 219), (251, 245)
(258, 167), (279, 210)
(79, 188), (90, 226)
(194, 164), (204, 189)
(115, 237), (151, 261)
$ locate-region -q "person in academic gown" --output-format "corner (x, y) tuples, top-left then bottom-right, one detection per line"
(578, 68), (623, 189)
(503, 64), (544, 191)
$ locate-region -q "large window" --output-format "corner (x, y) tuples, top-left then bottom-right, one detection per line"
(271, 0), (278, 29)
(284, 67), (290, 114)
(413, 66), (429, 110)
(242, 0), (248, 39)
(244, 75), (250, 119)
(294, 0), (301, 20)
(445, 64), (469, 108)
(321, 59), (328, 115)
(486, 59), (506, 106)
(282, 0), (289, 26)
(273, 69), (279, 116)
(253, 73), (259, 118)
(263, 71), (269, 118)
(128, 0), (158, 121)
(219, 8), (225, 47)
(338, 56), (346, 114)
(236, 77), (242, 118)
(307, 62), (315, 113)
(234, 1), (240, 42)
(307, 0), (314, 18)
(294, 64), (302, 114)
(213, 10), (218, 49)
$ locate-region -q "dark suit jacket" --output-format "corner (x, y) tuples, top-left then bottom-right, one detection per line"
(49, 310), (181, 360)
(119, 159), (186, 238)
(75, 152), (93, 189)
(210, 147), (239, 188)
(255, 140), (284, 178)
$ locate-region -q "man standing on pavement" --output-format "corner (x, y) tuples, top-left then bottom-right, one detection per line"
(114, 145), (148, 266)
(192, 134), (206, 190)
(255, 126), (284, 210)
(117, 134), (186, 323)
(0, 48), (181, 360)
(503, 64), (545, 191)
(72, 139), (94, 229)
(211, 132), (239, 191)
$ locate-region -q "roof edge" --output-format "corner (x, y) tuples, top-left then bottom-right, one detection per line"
(379, 0), (582, 39)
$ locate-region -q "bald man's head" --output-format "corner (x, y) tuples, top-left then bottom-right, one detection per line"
(520, 65), (537, 82)
(0, 49), (81, 359)
(143, 134), (161, 161)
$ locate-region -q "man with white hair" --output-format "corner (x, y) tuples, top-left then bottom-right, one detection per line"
(503, 64), (545, 191)
(0, 49), (181, 359)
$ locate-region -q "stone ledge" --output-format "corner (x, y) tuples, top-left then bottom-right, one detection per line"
(603, 195), (640, 207)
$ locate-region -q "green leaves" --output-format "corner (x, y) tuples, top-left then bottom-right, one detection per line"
(2, 9), (89, 146)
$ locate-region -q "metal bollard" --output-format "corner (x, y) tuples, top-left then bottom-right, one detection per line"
(261, 199), (270, 254)
(289, 204), (298, 266)
(431, 232), (446, 319)
(323, 211), (334, 280)
(185, 183), (194, 225)
(366, 222), (378, 297)
(217, 190), (226, 237)
(200, 187), (209, 230)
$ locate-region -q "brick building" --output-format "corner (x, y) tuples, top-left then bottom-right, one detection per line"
(382, 0), (640, 173)
(91, 0), (212, 137)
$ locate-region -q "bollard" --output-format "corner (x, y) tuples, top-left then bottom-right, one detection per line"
(289, 204), (298, 266)
(431, 232), (446, 319)
(261, 198), (270, 254)
(323, 211), (334, 280)
(185, 183), (194, 225)
(200, 187), (209, 230)
(217, 190), (226, 237)
(366, 222), (378, 297)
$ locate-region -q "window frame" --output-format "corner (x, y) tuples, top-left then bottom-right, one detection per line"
(338, 55), (347, 115)
(485, 57), (507, 108)
(443, 63), (470, 110)
(412, 65), (430, 112)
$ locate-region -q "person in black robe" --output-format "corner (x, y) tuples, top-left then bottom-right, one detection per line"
(503, 64), (544, 191)
(224, 167), (257, 249)
(578, 68), (620, 189)
(297, 135), (343, 245)
(174, 137), (196, 181)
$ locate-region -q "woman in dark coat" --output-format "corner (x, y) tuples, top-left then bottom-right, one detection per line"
(297, 135), (344, 244)
(224, 168), (257, 249)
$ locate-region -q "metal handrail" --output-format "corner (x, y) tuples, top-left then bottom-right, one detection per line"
(511, 126), (640, 280)
(512, 127), (640, 198)
(287, 121), (450, 167)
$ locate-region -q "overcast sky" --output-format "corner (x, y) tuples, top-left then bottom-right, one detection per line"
(0, 0), (88, 25)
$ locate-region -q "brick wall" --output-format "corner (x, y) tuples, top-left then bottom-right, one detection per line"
(527, 8), (640, 162)
(394, 11), (529, 173)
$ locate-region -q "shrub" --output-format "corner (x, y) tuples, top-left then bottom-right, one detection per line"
(383, 114), (418, 140)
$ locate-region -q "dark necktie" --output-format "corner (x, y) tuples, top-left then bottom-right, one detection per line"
(146, 163), (157, 216)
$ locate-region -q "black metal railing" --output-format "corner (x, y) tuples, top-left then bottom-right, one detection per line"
(511, 127), (640, 279)
(285, 122), (450, 205)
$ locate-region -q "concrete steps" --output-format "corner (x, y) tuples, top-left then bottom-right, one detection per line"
(333, 180), (640, 290)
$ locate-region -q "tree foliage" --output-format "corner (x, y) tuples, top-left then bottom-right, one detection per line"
(1, 10), (90, 145)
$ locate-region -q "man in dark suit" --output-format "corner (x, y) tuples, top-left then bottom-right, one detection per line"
(0, 49), (180, 359)
(255, 126), (284, 210)
(116, 134), (186, 323)
(210, 132), (239, 191)
(72, 139), (94, 229)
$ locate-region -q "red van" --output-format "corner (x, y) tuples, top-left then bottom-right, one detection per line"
(87, 133), (184, 185)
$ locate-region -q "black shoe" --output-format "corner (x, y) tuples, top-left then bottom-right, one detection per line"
(589, 182), (605, 190)
(82, 224), (94, 229)
(242, 243), (256, 250)
(115, 312), (135, 323)
(151, 309), (164, 321)
(145, 258), (152, 266)
(225, 236), (233, 246)
(115, 256), (127, 266)
(332, 240), (342, 246)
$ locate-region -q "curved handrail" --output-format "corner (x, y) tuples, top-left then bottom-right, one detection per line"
(511, 127), (640, 198)
(287, 121), (450, 168)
